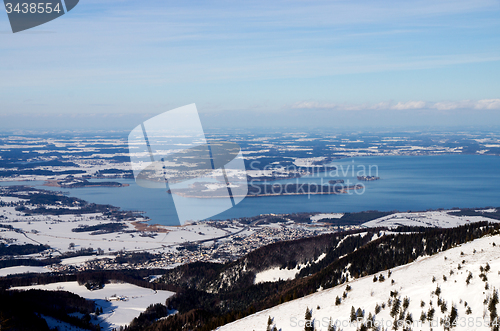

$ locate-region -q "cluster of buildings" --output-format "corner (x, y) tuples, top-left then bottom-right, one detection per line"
(47, 219), (362, 273)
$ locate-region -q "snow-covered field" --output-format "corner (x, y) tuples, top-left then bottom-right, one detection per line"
(293, 157), (330, 167)
(255, 265), (302, 284)
(0, 196), (252, 275)
(0, 196), (26, 203)
(0, 203), (238, 255)
(311, 213), (344, 222)
(12, 281), (176, 330)
(254, 253), (328, 284)
(219, 233), (500, 331)
(59, 255), (115, 266)
(0, 265), (51, 277)
(363, 210), (500, 228)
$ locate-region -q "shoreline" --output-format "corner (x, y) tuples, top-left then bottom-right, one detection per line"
(170, 185), (363, 198)
(43, 179), (129, 188)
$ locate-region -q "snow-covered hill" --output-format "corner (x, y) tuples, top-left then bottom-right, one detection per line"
(363, 210), (499, 228)
(218, 232), (500, 331)
(12, 281), (175, 330)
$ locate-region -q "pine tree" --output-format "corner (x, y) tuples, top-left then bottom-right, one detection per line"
(489, 289), (499, 325)
(466, 272), (473, 285)
(328, 318), (336, 331)
(356, 307), (364, 319)
(350, 306), (357, 322)
(427, 307), (435, 322)
(441, 301), (448, 313)
(403, 297), (410, 311)
(335, 296), (342, 305)
(305, 307), (314, 331)
(390, 297), (401, 318)
(449, 305), (458, 327)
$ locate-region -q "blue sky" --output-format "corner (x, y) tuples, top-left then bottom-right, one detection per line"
(1, 0), (500, 129)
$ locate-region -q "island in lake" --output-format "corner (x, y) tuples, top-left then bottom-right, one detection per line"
(44, 178), (129, 188)
(357, 176), (380, 181)
(168, 181), (363, 198)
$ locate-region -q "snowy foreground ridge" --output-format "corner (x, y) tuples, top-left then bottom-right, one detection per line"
(363, 210), (498, 229)
(218, 233), (500, 331)
(12, 281), (175, 330)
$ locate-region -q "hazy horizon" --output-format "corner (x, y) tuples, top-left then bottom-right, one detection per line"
(2, 108), (500, 131)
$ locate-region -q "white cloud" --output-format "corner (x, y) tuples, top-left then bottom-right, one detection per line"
(474, 99), (500, 109)
(430, 101), (473, 110)
(391, 101), (427, 110)
(290, 101), (333, 109)
(430, 99), (500, 110)
(290, 101), (393, 111)
(290, 99), (500, 111)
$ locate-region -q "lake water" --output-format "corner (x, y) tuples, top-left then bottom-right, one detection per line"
(2, 154), (500, 226)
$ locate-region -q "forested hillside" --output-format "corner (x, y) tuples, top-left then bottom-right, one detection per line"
(137, 222), (500, 331)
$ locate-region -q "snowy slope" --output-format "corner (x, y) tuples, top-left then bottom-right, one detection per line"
(218, 233), (500, 331)
(255, 253), (328, 284)
(311, 214), (344, 222)
(0, 265), (50, 276)
(363, 210), (499, 228)
(39, 314), (89, 331)
(255, 266), (302, 284)
(12, 281), (175, 330)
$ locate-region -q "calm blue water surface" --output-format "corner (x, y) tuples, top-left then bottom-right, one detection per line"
(2, 155), (500, 225)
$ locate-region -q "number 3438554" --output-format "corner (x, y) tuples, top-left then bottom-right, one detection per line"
(5, 3), (62, 14)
